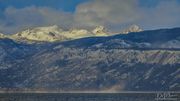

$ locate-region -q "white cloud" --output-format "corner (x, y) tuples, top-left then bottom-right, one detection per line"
(0, 6), (74, 34)
(0, 0), (180, 34)
(139, 0), (180, 29)
(74, 0), (140, 29)
(74, 0), (180, 31)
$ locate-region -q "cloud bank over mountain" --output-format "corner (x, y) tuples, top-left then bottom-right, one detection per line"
(0, 0), (180, 34)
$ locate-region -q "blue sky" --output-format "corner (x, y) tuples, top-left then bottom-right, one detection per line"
(0, 0), (180, 34)
(0, 0), (89, 12)
(1, 0), (178, 12)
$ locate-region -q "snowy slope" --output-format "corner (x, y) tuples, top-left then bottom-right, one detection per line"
(0, 25), (143, 42)
(0, 27), (179, 91)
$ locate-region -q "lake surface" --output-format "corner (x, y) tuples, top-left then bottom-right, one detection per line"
(0, 92), (179, 101)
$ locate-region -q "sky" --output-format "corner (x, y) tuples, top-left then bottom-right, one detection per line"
(0, 0), (180, 34)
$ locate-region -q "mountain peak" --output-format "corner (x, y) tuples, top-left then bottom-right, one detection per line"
(0, 33), (5, 38)
(92, 26), (109, 36)
(122, 24), (143, 34)
(0, 25), (144, 42)
(9, 25), (109, 42)
(11, 25), (66, 42)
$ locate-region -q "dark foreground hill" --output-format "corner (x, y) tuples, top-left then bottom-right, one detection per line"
(0, 27), (179, 92)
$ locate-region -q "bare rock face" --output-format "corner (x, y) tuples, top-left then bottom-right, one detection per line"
(122, 25), (143, 34)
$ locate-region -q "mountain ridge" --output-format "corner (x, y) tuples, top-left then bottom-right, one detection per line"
(0, 25), (143, 42)
(0, 27), (179, 91)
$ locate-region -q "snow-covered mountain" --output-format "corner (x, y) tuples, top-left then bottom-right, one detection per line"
(0, 27), (179, 92)
(1, 25), (109, 42)
(0, 33), (5, 38)
(92, 26), (109, 36)
(121, 25), (143, 34)
(0, 25), (143, 42)
(11, 25), (67, 42)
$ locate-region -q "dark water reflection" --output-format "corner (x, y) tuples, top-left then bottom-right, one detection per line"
(0, 92), (179, 101)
